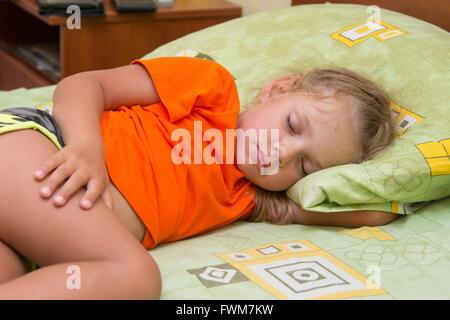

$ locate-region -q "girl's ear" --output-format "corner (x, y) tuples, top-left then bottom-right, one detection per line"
(258, 76), (297, 103)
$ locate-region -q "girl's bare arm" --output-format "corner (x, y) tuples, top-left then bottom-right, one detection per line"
(35, 63), (160, 209)
(293, 205), (398, 228)
(53, 63), (160, 145)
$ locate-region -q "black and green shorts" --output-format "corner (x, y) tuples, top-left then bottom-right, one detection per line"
(0, 106), (65, 150)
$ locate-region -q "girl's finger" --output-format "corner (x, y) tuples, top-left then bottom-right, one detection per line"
(80, 179), (104, 210)
(52, 171), (88, 207)
(100, 186), (114, 210)
(34, 151), (65, 181)
(40, 162), (76, 199)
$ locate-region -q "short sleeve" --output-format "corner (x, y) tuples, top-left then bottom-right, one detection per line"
(130, 57), (239, 123)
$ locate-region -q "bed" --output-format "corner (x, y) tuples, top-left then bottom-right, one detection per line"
(1, 4), (449, 300)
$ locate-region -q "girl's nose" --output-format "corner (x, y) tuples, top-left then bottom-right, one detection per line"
(277, 138), (301, 167)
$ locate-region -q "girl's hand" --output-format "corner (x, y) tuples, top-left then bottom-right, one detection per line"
(34, 144), (113, 210)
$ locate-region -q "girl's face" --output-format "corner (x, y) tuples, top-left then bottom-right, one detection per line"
(235, 86), (361, 191)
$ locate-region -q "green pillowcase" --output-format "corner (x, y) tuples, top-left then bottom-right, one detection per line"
(141, 4), (450, 214)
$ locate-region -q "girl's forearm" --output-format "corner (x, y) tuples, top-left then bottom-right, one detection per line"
(293, 205), (398, 228)
(35, 73), (114, 210)
(52, 73), (106, 151)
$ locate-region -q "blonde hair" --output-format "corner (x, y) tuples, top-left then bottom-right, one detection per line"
(248, 67), (395, 224)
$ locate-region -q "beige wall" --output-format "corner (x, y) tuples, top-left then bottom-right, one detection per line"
(227, 0), (292, 16)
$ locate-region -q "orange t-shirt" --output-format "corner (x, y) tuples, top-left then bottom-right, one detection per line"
(100, 57), (256, 249)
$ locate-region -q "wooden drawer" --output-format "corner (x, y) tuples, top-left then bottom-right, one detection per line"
(0, 48), (52, 90)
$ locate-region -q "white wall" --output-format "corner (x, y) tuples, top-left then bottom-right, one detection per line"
(227, 0), (292, 16)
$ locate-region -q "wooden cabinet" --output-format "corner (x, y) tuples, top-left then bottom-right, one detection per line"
(0, 0), (242, 90)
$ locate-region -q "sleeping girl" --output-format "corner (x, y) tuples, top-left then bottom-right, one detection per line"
(0, 57), (398, 299)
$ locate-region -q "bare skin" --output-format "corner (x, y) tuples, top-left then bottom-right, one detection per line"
(0, 130), (159, 299)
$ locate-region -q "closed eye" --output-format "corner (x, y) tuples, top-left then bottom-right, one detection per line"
(285, 114), (295, 134)
(297, 157), (308, 176)
(301, 159), (308, 176)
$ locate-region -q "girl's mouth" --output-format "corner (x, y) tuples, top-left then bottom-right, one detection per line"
(257, 145), (272, 169)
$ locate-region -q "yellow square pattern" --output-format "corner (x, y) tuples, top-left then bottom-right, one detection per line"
(416, 141), (447, 158)
(340, 227), (395, 241)
(390, 102), (424, 137)
(216, 240), (386, 300)
(391, 201), (400, 213)
(426, 157), (450, 176)
(330, 20), (406, 47)
(373, 28), (406, 41)
(441, 139), (450, 154)
(416, 139), (450, 176)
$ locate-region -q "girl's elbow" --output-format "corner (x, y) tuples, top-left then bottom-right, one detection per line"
(363, 210), (399, 227)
